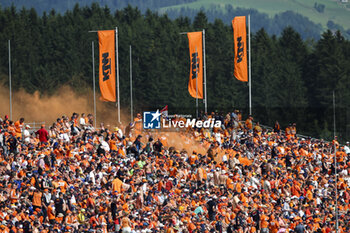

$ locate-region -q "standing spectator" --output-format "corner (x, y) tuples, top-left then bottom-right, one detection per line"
(290, 123), (297, 137)
(7, 135), (17, 154)
(79, 113), (87, 129)
(36, 124), (49, 143)
(245, 115), (253, 130)
(134, 135), (143, 154)
(274, 120), (280, 133)
(153, 138), (163, 153)
(23, 125), (31, 143)
(344, 141), (350, 155)
(207, 195), (217, 221)
(14, 117), (24, 139)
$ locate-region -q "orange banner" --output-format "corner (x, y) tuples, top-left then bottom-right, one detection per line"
(98, 30), (116, 102)
(232, 16), (248, 82)
(187, 32), (203, 99)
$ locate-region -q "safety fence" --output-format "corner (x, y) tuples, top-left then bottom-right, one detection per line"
(24, 122), (45, 133)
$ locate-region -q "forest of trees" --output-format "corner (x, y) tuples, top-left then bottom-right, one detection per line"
(1, 0), (197, 15)
(0, 4), (349, 141)
(165, 6), (326, 40)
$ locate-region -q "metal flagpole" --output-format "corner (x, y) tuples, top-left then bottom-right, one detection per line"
(195, 47), (198, 118)
(92, 41), (97, 128)
(203, 29), (207, 114)
(130, 45), (133, 123)
(333, 91), (338, 233)
(333, 91), (336, 139)
(116, 27), (121, 124)
(8, 40), (12, 120)
(248, 14), (252, 116)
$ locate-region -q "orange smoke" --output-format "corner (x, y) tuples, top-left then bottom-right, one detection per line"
(0, 84), (128, 127)
(141, 131), (208, 155)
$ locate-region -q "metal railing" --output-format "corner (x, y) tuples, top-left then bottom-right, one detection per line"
(24, 122), (45, 132)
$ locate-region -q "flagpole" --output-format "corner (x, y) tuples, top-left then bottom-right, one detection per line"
(116, 27), (121, 124)
(195, 47), (198, 118)
(248, 14), (252, 116)
(333, 91), (338, 233)
(92, 41), (97, 128)
(8, 40), (12, 120)
(130, 45), (133, 123)
(203, 29), (207, 114)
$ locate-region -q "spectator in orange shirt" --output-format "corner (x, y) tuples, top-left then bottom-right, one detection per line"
(245, 115), (253, 130)
(14, 117), (24, 139)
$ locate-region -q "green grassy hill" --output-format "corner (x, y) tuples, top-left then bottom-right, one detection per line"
(2, 0), (349, 37)
(159, 0), (350, 30)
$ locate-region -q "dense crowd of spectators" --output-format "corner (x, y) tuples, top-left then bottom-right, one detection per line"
(0, 111), (349, 233)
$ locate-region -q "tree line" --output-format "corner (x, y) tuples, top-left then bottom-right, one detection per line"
(165, 5), (328, 40)
(0, 4), (349, 141)
(0, 0), (197, 15)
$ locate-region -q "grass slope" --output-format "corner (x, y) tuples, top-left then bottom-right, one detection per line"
(160, 0), (350, 30)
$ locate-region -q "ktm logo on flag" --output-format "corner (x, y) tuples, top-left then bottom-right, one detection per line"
(236, 36), (244, 63)
(102, 52), (111, 81)
(191, 52), (200, 79)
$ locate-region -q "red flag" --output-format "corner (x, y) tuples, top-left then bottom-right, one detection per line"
(160, 105), (168, 117)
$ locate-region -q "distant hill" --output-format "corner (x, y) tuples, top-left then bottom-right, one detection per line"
(1, 0), (349, 39)
(160, 0), (350, 31)
(0, 0), (197, 14)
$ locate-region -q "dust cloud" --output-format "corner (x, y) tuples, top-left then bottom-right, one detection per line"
(144, 131), (208, 155)
(0, 84), (127, 127)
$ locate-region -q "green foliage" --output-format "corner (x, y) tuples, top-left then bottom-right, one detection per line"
(160, 0), (350, 36)
(166, 7), (324, 40)
(0, 5), (349, 140)
(314, 3), (325, 13)
(0, 0), (198, 15)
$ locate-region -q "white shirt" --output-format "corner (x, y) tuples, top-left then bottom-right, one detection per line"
(158, 194), (165, 204)
(23, 129), (31, 143)
(117, 129), (123, 139)
(316, 197), (322, 205)
(101, 140), (110, 152)
(79, 117), (86, 126)
(251, 176), (260, 189)
(283, 202), (291, 212)
(89, 170), (96, 185)
(21, 160), (28, 169)
(58, 133), (70, 143)
(263, 180), (271, 191)
(38, 159), (45, 169)
(344, 145), (350, 154)
(213, 132), (222, 145)
(70, 195), (76, 205)
(44, 192), (52, 204)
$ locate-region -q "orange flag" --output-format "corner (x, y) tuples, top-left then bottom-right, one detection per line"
(98, 30), (116, 102)
(232, 16), (248, 82)
(187, 32), (203, 99)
